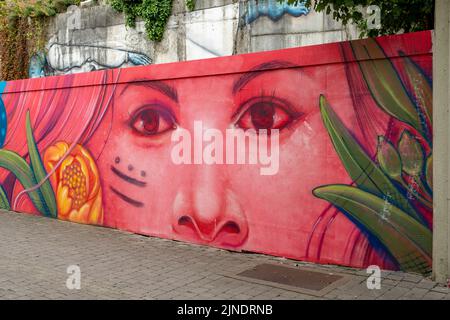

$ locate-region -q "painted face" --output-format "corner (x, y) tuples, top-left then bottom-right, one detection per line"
(90, 59), (361, 261)
(0, 32), (433, 273)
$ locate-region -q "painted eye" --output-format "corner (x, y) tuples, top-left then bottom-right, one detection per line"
(130, 106), (176, 136)
(236, 99), (299, 132)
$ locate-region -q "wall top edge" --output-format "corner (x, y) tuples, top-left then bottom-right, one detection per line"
(1, 30), (432, 94)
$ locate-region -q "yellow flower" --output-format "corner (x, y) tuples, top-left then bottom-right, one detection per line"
(43, 142), (103, 225)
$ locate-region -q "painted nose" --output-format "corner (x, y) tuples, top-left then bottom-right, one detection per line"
(191, 164), (223, 239)
(172, 165), (248, 246)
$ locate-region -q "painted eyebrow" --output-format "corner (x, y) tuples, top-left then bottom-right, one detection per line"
(232, 60), (298, 94)
(119, 79), (178, 102)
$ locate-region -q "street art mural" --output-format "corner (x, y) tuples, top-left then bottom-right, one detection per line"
(29, 44), (152, 78)
(241, 0), (309, 26)
(29, 5), (152, 78)
(0, 31), (432, 274)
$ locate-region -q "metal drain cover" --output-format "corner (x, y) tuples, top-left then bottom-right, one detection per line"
(238, 264), (343, 291)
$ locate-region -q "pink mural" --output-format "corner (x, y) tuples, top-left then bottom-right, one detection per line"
(0, 31), (433, 273)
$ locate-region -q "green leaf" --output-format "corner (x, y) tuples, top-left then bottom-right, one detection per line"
(26, 111), (57, 218)
(377, 136), (402, 180)
(350, 38), (426, 138)
(186, 0), (195, 11)
(401, 53), (432, 129)
(319, 95), (422, 222)
(0, 185), (10, 210)
(398, 130), (424, 177)
(0, 149), (47, 214)
(313, 185), (432, 274)
(426, 155), (432, 190)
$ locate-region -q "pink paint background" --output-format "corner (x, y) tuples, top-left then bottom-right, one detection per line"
(0, 31), (432, 270)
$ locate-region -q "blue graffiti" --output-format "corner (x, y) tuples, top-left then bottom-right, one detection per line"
(128, 52), (152, 66)
(29, 52), (48, 78)
(242, 0), (309, 25)
(0, 81), (7, 148)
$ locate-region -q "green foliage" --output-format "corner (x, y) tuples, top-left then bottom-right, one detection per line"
(0, 17), (30, 80)
(186, 0), (195, 11)
(398, 131), (424, 177)
(425, 155), (432, 190)
(0, 186), (11, 210)
(0, 0), (81, 21)
(313, 37), (433, 274)
(0, 149), (48, 215)
(313, 185), (432, 274)
(26, 111), (57, 218)
(0, 111), (57, 216)
(282, 0), (434, 37)
(351, 38), (428, 139)
(401, 53), (433, 131)
(108, 0), (174, 42)
(377, 136), (401, 180)
(319, 94), (422, 222)
(0, 0), (81, 80)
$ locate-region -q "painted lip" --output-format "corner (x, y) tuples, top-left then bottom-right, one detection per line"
(175, 215), (249, 248)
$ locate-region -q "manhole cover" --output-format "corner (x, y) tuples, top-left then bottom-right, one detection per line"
(238, 264), (343, 291)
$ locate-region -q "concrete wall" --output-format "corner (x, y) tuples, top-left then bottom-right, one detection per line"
(236, 0), (357, 53)
(433, 0), (450, 285)
(29, 0), (358, 77)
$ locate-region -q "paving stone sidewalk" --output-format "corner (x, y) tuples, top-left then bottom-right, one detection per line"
(0, 210), (447, 300)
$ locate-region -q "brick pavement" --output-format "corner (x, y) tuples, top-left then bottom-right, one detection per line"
(0, 210), (448, 300)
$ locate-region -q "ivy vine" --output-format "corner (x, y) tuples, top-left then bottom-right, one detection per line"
(0, 0), (81, 80)
(108, 0), (196, 42)
(109, 0), (174, 42)
(186, 0), (195, 11)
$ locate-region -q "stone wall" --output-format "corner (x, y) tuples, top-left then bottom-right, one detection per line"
(29, 0), (358, 78)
